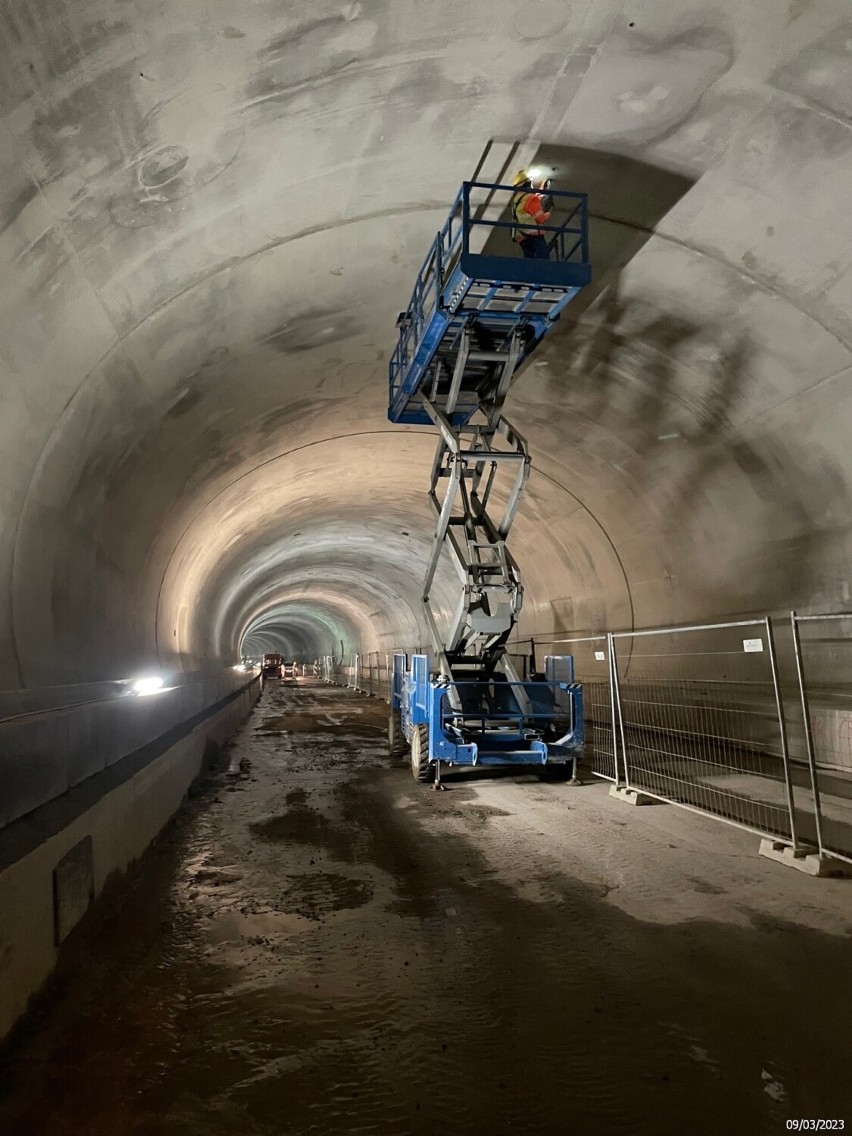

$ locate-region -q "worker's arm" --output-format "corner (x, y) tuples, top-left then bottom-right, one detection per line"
(523, 193), (551, 226)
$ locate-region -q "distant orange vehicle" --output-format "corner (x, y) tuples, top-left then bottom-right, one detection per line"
(262, 653), (283, 679)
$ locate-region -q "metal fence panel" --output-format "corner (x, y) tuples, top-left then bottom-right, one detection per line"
(611, 619), (798, 843)
(342, 619), (851, 859)
(542, 636), (618, 782)
(791, 611), (852, 865)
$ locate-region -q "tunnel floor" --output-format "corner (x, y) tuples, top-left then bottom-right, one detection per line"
(1, 679), (851, 1135)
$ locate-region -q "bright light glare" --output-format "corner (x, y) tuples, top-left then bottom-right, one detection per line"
(131, 676), (165, 696)
(528, 166), (542, 180)
(233, 664), (246, 671)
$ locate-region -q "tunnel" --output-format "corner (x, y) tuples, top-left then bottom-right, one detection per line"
(1, 2), (852, 1132)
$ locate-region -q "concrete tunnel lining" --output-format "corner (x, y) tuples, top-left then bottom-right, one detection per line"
(153, 432), (462, 663)
(2, 7), (852, 819)
(2, 0), (852, 1113)
(3, 0), (852, 690)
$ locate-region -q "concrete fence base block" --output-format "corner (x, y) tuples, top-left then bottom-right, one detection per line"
(609, 785), (658, 806)
(758, 839), (839, 877)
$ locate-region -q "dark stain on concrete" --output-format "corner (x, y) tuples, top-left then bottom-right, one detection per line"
(164, 386), (204, 419)
(0, 3), (129, 82)
(687, 876), (728, 896)
(261, 15), (348, 58)
(27, 64), (146, 190)
(0, 181), (39, 233)
(261, 311), (364, 355)
(286, 871), (373, 917)
(139, 145), (189, 188)
(772, 23), (852, 120)
(13, 227), (70, 296)
(251, 805), (358, 863)
(256, 711), (382, 739)
(253, 400), (335, 436)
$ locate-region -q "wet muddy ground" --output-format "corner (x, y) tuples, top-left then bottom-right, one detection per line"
(1, 679), (851, 1135)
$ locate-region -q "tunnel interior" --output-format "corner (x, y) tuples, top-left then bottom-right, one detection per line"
(3, 0), (852, 689)
(2, 3), (852, 1129)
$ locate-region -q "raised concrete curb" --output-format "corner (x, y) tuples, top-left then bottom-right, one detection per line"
(758, 839), (841, 877)
(0, 679), (260, 1041)
(609, 785), (658, 806)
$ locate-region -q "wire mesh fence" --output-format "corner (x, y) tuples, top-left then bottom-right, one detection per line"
(321, 650), (425, 697)
(791, 611), (852, 865)
(321, 656), (346, 684)
(345, 651), (423, 701)
(351, 652), (391, 700)
(506, 635), (617, 782)
(504, 651), (531, 680)
(335, 617), (852, 861)
(610, 619), (798, 843)
(540, 636), (618, 782)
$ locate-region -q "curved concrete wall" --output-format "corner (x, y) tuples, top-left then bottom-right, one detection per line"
(1, 0), (851, 687)
(0, 669), (259, 827)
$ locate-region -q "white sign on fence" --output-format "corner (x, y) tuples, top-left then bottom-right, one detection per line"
(594, 651), (606, 661)
(743, 638), (764, 653)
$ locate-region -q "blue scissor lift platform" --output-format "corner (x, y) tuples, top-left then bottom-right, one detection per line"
(389, 181), (591, 427)
(386, 179), (591, 784)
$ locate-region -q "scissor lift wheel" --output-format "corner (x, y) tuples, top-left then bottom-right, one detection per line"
(388, 709), (407, 758)
(540, 761), (578, 783)
(410, 724), (433, 783)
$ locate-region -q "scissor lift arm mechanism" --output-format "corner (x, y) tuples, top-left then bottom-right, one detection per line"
(387, 179), (591, 777)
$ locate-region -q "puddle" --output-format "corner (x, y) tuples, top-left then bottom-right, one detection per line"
(206, 908), (315, 943)
(251, 805), (359, 864)
(255, 712), (384, 739)
(285, 871), (373, 918)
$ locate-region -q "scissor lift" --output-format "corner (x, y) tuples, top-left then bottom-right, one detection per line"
(387, 180), (591, 784)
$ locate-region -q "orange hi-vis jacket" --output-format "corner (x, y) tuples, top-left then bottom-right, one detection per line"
(511, 190), (550, 241)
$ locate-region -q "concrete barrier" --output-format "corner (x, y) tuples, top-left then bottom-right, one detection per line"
(0, 671), (260, 1040)
(0, 670), (255, 828)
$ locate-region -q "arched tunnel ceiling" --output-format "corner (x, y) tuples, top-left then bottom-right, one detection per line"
(1, 0), (851, 686)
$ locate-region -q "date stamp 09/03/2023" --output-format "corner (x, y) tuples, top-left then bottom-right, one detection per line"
(786, 1124), (845, 1131)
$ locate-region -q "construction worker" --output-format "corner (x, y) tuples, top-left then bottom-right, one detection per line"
(511, 169), (553, 259)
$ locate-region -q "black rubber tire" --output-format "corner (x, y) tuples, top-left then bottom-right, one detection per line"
(388, 710), (407, 758)
(410, 724), (434, 783)
(541, 762), (575, 782)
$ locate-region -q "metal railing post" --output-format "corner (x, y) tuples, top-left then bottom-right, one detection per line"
(765, 616), (798, 850)
(609, 633), (629, 787)
(462, 183), (470, 257)
(607, 632), (622, 786)
(790, 611), (825, 855)
(435, 235), (443, 306)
